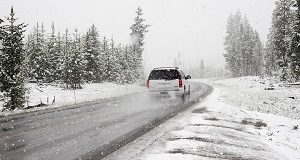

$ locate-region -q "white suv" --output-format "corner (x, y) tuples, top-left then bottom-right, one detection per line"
(146, 67), (191, 96)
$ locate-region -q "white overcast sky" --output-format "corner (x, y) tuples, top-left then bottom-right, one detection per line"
(0, 0), (275, 72)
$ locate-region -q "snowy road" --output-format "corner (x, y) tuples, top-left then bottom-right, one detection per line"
(0, 82), (212, 160)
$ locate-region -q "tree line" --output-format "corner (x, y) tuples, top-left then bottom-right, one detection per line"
(0, 7), (149, 110)
(25, 7), (149, 88)
(223, 10), (263, 78)
(225, 0), (300, 83)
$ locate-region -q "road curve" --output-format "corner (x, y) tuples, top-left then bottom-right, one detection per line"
(0, 82), (212, 160)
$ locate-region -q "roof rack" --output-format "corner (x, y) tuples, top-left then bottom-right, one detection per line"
(153, 67), (179, 70)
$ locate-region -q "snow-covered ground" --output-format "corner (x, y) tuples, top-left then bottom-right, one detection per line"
(105, 77), (300, 160)
(215, 76), (300, 119)
(0, 82), (145, 117)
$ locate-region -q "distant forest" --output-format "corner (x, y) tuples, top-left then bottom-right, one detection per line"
(224, 0), (300, 82)
(24, 7), (149, 88)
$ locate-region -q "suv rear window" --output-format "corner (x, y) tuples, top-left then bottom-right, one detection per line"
(148, 70), (181, 80)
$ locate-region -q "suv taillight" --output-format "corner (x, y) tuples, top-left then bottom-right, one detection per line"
(146, 80), (150, 89)
(179, 79), (182, 88)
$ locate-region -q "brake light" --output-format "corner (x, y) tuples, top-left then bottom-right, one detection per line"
(179, 79), (182, 88)
(146, 80), (150, 89)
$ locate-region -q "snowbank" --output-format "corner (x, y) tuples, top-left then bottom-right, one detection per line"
(0, 82), (145, 117)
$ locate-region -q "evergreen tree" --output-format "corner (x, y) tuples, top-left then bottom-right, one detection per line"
(106, 38), (119, 82)
(129, 7), (150, 81)
(224, 11), (243, 77)
(252, 31), (264, 76)
(290, 0), (300, 81)
(54, 31), (63, 80)
(265, 27), (277, 76)
(117, 44), (128, 84)
(270, 0), (294, 81)
(46, 22), (61, 82)
(122, 45), (134, 83)
(241, 17), (254, 76)
(26, 26), (37, 80)
(0, 7), (27, 110)
(101, 36), (110, 81)
(68, 29), (85, 89)
(127, 44), (138, 83)
(39, 23), (51, 81)
(83, 24), (102, 82)
(61, 28), (72, 88)
(27, 23), (48, 81)
(115, 43), (123, 83)
(23, 34), (32, 79)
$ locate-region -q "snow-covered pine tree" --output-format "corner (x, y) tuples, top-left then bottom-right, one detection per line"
(101, 36), (110, 81)
(241, 17), (254, 76)
(23, 33), (33, 79)
(106, 38), (119, 82)
(129, 7), (150, 81)
(68, 29), (85, 89)
(223, 13), (234, 75)
(24, 27), (35, 79)
(114, 43), (123, 84)
(117, 44), (129, 84)
(265, 26), (277, 76)
(61, 28), (72, 88)
(26, 26), (37, 80)
(27, 23), (48, 82)
(122, 45), (134, 83)
(46, 22), (61, 82)
(252, 31), (263, 76)
(127, 44), (138, 83)
(270, 0), (294, 81)
(290, 0), (300, 81)
(83, 24), (102, 82)
(108, 40), (123, 83)
(0, 7), (27, 110)
(224, 11), (243, 77)
(55, 31), (63, 80)
(39, 23), (51, 82)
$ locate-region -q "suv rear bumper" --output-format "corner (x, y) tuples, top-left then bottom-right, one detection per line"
(148, 87), (183, 93)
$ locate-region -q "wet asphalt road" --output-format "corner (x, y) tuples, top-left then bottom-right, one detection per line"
(0, 82), (212, 160)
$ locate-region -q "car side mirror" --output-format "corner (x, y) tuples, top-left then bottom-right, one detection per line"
(185, 75), (191, 79)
